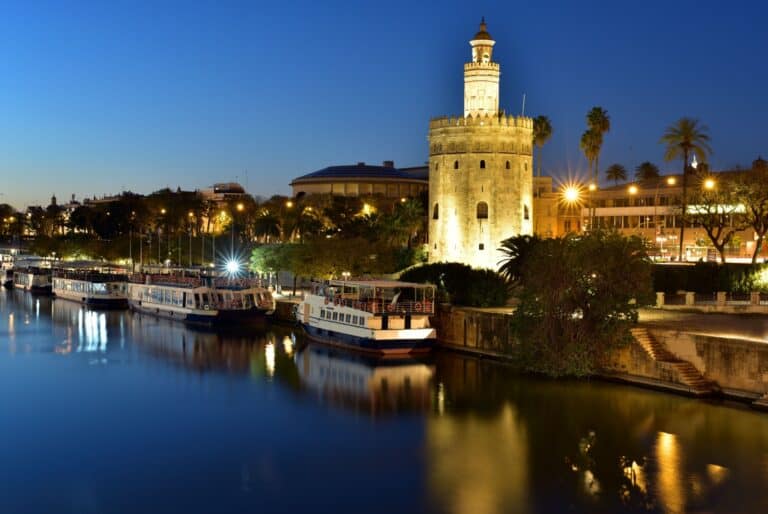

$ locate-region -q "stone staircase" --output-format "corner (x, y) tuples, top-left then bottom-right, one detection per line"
(630, 327), (718, 396)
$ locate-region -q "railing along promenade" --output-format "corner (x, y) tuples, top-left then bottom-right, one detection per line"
(655, 291), (768, 313)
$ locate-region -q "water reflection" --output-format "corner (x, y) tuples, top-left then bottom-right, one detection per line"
(2, 288), (768, 513)
(296, 344), (434, 416)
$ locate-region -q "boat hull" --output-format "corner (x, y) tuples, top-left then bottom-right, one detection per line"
(300, 323), (433, 355)
(54, 293), (128, 309)
(129, 301), (219, 326)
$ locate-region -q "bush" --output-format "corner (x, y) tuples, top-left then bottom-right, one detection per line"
(511, 231), (654, 377)
(652, 262), (768, 293)
(399, 262), (509, 307)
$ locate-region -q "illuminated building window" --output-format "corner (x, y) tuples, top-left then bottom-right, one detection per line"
(479, 243), (485, 250)
(480, 160), (486, 169)
(524, 162), (528, 171)
(524, 205), (530, 220)
(454, 160), (459, 170)
(435, 162), (439, 171)
(505, 161), (510, 169)
(476, 202), (488, 219)
(433, 203), (439, 220)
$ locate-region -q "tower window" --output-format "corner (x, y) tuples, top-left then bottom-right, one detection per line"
(505, 161), (510, 170)
(454, 160), (459, 170)
(479, 160), (486, 169)
(476, 202), (489, 219)
(524, 205), (530, 220)
(433, 203), (439, 220)
(524, 162), (528, 171)
(479, 243), (485, 250)
(435, 162), (439, 171)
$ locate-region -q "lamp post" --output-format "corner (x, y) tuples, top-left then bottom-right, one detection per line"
(560, 184), (582, 233)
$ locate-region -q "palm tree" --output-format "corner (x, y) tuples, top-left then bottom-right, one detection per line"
(605, 164), (627, 185)
(497, 234), (540, 284)
(580, 129), (601, 179)
(532, 115), (553, 178)
(586, 107), (610, 182)
(660, 118), (712, 261)
(635, 161), (660, 181)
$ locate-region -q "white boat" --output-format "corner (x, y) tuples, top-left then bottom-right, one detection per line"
(295, 280), (437, 355)
(127, 272), (274, 325)
(52, 269), (129, 308)
(13, 266), (52, 294)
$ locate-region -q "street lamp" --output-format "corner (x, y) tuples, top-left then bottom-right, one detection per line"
(285, 200), (293, 209)
(704, 178), (716, 190)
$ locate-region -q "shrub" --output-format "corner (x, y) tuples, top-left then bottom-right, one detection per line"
(399, 262), (509, 307)
(652, 262), (768, 293)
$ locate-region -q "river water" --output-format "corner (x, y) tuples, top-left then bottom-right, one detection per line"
(1, 288), (767, 514)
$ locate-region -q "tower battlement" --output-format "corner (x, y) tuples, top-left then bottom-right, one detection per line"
(429, 114), (532, 130)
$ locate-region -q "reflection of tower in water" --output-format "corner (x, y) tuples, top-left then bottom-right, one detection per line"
(297, 345), (434, 416)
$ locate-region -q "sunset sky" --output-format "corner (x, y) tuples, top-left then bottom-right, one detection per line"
(1, 0), (766, 208)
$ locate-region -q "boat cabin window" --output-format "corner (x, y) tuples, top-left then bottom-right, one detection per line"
(320, 309), (326, 318)
(345, 314), (351, 323)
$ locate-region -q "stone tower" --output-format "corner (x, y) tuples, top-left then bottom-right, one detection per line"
(428, 19), (533, 270)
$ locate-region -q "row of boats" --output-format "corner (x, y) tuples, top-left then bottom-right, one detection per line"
(4, 263), (276, 324)
(2, 253), (439, 355)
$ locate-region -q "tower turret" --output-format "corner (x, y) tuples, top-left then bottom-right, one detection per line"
(464, 18), (500, 117)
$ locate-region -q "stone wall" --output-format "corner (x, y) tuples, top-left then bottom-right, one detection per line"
(433, 305), (768, 399)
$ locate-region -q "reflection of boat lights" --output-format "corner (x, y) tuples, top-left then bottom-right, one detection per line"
(282, 336), (293, 357)
(437, 382), (445, 415)
(265, 342), (275, 378)
(35, 299), (39, 319)
(8, 313), (13, 335)
(656, 431), (684, 513)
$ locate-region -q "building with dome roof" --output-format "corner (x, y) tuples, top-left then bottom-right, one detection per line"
(428, 19), (534, 269)
(290, 160), (427, 198)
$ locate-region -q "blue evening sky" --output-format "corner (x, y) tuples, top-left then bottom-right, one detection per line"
(1, 0), (766, 209)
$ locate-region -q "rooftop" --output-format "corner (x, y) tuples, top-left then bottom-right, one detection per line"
(291, 162), (428, 184)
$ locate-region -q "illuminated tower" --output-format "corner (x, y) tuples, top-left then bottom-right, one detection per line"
(428, 19), (534, 270)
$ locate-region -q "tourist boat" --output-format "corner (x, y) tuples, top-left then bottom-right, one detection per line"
(295, 280), (437, 355)
(127, 271), (275, 325)
(52, 269), (129, 308)
(13, 267), (53, 294)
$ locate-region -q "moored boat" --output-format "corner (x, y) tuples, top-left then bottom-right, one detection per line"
(52, 269), (129, 308)
(127, 271), (275, 325)
(13, 267), (53, 294)
(295, 279), (437, 355)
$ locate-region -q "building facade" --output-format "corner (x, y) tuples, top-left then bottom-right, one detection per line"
(428, 20), (533, 269)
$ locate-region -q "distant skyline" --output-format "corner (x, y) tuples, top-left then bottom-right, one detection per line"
(2, 0), (767, 209)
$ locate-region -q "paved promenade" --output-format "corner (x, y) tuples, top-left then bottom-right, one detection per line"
(639, 308), (768, 344)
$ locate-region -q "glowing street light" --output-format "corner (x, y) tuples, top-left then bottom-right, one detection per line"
(587, 183), (597, 192)
(160, 208), (166, 215)
(562, 186), (580, 204)
(704, 178), (716, 190)
(285, 200), (294, 208)
(225, 259), (241, 276)
(628, 185), (639, 195)
(666, 177), (677, 186)
(236, 202), (245, 212)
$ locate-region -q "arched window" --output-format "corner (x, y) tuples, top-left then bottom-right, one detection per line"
(435, 162), (439, 171)
(479, 160), (486, 169)
(432, 203), (439, 220)
(476, 202), (488, 219)
(524, 205), (530, 220)
(454, 160), (459, 170)
(524, 162), (528, 171)
(505, 161), (510, 170)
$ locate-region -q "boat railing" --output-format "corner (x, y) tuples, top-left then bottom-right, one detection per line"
(323, 297), (434, 315)
(212, 277), (265, 290)
(53, 271), (127, 283)
(128, 273), (203, 288)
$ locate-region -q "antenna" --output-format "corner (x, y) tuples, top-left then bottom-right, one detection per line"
(521, 93), (526, 116)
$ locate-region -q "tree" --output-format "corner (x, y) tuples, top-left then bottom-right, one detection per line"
(586, 107), (610, 182)
(736, 163), (768, 263)
(532, 115), (553, 178)
(605, 164), (627, 185)
(497, 234), (540, 284)
(685, 178), (745, 263)
(580, 129), (601, 180)
(660, 117), (712, 261)
(510, 231), (653, 377)
(391, 198), (425, 248)
(634, 161), (660, 181)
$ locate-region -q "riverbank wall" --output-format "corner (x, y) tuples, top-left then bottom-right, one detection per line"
(432, 305), (768, 406)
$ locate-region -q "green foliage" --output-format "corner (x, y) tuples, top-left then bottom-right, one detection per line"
(497, 234), (540, 284)
(652, 262), (768, 293)
(399, 262), (509, 307)
(509, 231), (654, 377)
